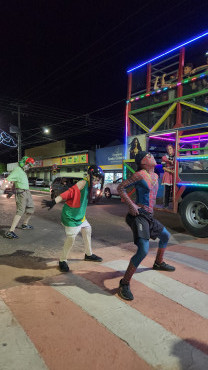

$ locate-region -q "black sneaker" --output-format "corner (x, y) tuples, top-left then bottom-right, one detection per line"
(59, 261), (69, 272)
(5, 231), (19, 239)
(153, 261), (175, 271)
(84, 254), (103, 262)
(22, 224), (33, 230)
(118, 279), (134, 301)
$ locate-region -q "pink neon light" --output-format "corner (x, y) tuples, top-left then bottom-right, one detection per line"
(180, 138), (208, 143)
(180, 134), (208, 140)
(149, 132), (175, 137)
(150, 136), (175, 142)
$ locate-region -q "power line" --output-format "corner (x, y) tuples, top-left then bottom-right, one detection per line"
(19, 1), (153, 100)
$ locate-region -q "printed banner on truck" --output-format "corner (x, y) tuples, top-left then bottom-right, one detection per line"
(127, 134), (146, 159)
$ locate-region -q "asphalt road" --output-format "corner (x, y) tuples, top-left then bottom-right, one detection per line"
(0, 191), (195, 289)
(1, 192), (208, 370)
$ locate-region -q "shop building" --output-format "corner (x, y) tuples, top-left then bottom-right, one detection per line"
(96, 145), (125, 183)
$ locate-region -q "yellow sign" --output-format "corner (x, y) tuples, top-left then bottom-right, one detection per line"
(61, 153), (88, 165)
(43, 157), (61, 167)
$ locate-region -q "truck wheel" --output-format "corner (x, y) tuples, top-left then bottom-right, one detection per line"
(104, 188), (111, 198)
(180, 191), (208, 237)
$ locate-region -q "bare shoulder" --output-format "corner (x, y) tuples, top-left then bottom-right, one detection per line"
(76, 179), (87, 190)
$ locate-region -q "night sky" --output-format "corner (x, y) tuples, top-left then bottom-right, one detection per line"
(0, 0), (208, 162)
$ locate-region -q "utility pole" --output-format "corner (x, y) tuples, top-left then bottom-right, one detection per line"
(10, 103), (27, 162)
(17, 105), (21, 162)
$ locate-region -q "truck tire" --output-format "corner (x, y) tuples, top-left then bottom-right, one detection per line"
(180, 191), (208, 237)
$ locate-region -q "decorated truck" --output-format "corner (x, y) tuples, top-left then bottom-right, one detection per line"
(123, 31), (208, 237)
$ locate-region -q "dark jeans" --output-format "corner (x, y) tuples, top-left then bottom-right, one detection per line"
(164, 185), (172, 207)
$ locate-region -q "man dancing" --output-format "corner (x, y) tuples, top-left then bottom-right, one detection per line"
(42, 165), (104, 272)
(118, 151), (175, 301)
(5, 156), (35, 239)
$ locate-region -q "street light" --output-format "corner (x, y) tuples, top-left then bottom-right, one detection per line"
(43, 127), (50, 134)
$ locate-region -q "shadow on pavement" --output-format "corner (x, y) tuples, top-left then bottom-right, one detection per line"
(171, 338), (208, 368)
(32, 266), (153, 297)
(0, 249), (56, 270)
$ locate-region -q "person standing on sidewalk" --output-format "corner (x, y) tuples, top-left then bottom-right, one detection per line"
(5, 156), (35, 239)
(117, 151), (175, 301)
(161, 144), (175, 209)
(41, 165), (104, 272)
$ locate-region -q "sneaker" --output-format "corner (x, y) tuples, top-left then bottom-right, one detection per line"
(153, 261), (175, 271)
(5, 231), (19, 239)
(84, 254), (103, 262)
(59, 261), (69, 272)
(118, 279), (134, 301)
(22, 224), (33, 230)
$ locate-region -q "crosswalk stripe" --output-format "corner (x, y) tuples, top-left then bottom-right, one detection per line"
(97, 245), (208, 294)
(167, 244), (208, 261)
(103, 260), (208, 319)
(73, 263), (208, 350)
(1, 285), (151, 370)
(0, 297), (48, 370)
(53, 274), (208, 369)
(180, 242), (208, 251)
(164, 251), (208, 273)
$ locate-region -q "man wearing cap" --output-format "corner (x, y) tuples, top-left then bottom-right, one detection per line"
(5, 156), (35, 239)
(117, 151), (175, 301)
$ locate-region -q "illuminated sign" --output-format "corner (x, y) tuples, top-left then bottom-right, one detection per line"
(33, 160), (43, 167)
(61, 153), (88, 165)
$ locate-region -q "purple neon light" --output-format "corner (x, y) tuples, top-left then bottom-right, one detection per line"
(180, 134), (208, 140)
(149, 132), (175, 137)
(125, 105), (128, 159)
(180, 138), (208, 143)
(149, 136), (175, 142)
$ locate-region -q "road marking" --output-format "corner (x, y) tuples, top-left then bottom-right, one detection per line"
(180, 242), (208, 251)
(165, 251), (208, 273)
(0, 297), (48, 370)
(103, 260), (208, 319)
(53, 274), (208, 369)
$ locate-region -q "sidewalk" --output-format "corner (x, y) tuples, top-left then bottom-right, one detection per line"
(1, 238), (208, 370)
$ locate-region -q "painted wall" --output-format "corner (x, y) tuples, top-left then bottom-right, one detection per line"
(25, 140), (66, 158)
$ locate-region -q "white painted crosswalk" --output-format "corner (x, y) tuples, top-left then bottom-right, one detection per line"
(53, 273), (208, 369)
(0, 240), (208, 370)
(103, 259), (208, 318)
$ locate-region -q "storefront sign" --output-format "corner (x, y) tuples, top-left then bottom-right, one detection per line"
(43, 157), (61, 167)
(33, 160), (43, 167)
(96, 145), (125, 166)
(60, 153), (88, 165)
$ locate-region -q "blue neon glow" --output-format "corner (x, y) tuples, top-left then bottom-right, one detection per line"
(127, 30), (208, 73)
(177, 156), (208, 160)
(177, 183), (208, 187)
(124, 105), (128, 160)
(0, 130), (17, 148)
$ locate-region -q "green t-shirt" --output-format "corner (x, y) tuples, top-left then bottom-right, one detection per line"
(61, 182), (88, 227)
(7, 166), (29, 190)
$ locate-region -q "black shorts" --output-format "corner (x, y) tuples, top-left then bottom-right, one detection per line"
(126, 208), (164, 243)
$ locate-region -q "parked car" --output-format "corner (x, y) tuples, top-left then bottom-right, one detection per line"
(28, 177), (37, 186)
(35, 178), (47, 187)
(50, 177), (81, 199)
(104, 178), (122, 198)
(0, 178), (14, 194)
